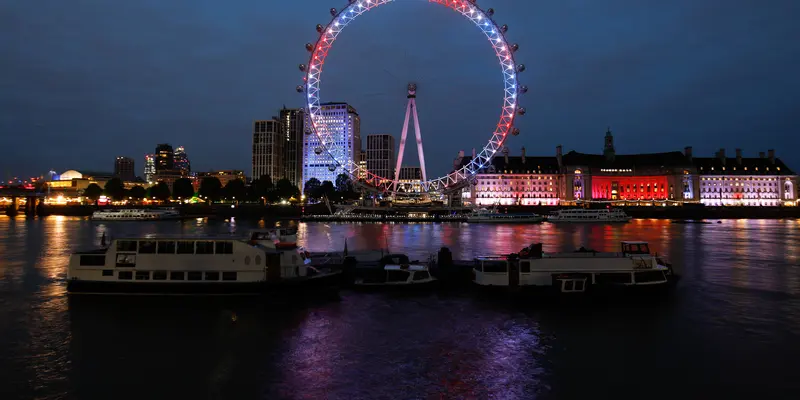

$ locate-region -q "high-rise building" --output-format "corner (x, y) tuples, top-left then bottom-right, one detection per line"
(144, 154), (156, 183)
(252, 118), (284, 181)
(302, 102), (360, 185)
(398, 166), (423, 193)
(281, 107), (305, 189)
(358, 150), (367, 180)
(174, 146), (191, 176)
(155, 144), (174, 171)
(366, 134), (395, 181)
(114, 156), (135, 181)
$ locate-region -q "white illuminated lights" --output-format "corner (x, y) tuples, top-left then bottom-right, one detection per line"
(303, 0), (523, 194)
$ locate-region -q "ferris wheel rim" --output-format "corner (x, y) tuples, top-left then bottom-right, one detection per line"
(302, 0), (523, 194)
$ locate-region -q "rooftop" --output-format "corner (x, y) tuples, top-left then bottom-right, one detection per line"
(693, 157), (794, 175)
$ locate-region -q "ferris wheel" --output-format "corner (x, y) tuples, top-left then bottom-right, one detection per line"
(297, 0), (526, 195)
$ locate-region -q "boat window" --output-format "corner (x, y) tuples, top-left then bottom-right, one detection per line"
(520, 261), (531, 273)
(635, 270), (666, 283)
(176, 241), (195, 254)
(482, 260), (508, 273)
(244, 256), (251, 266)
(595, 273), (632, 284)
(152, 271), (167, 280)
(115, 254), (136, 267)
(170, 271), (184, 280)
(135, 271), (150, 280)
(187, 271), (202, 281)
(157, 241), (176, 254)
(118, 271), (132, 280)
(222, 272), (237, 281)
(195, 241), (214, 255)
(574, 280), (585, 291)
(387, 270), (410, 282)
(413, 271), (430, 281)
(215, 241), (233, 254)
(139, 241), (156, 254)
(205, 272), (220, 281)
(80, 255), (106, 266)
(564, 280), (574, 291)
(102, 269), (113, 276)
(255, 255), (262, 265)
(116, 240), (137, 252)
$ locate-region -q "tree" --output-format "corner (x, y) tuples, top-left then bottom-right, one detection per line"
(248, 175), (273, 202)
(172, 178), (195, 200)
(128, 185), (146, 200)
(274, 178), (300, 201)
(223, 179), (246, 201)
(104, 177), (126, 201)
(316, 180), (335, 200)
(199, 177), (222, 201)
(334, 173), (358, 200)
(303, 178), (321, 199)
(83, 183), (103, 201)
(149, 182), (171, 201)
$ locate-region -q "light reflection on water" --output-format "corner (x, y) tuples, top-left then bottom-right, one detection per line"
(0, 216), (799, 399)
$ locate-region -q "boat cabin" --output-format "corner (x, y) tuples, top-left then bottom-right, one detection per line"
(621, 241), (650, 255)
(357, 264), (432, 285)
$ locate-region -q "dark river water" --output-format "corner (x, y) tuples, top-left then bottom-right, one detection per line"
(1, 216), (800, 399)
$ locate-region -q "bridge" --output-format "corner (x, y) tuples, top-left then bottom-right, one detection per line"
(0, 187), (47, 216)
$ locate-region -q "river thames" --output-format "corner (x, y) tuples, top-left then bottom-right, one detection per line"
(1, 216), (799, 399)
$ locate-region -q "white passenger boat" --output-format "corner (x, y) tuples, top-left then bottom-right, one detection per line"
(352, 253), (437, 290)
(546, 208), (631, 223)
(91, 208), (182, 221)
(66, 230), (341, 295)
(466, 208), (543, 223)
(472, 241), (676, 296)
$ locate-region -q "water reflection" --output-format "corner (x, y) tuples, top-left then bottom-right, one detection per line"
(0, 217), (799, 399)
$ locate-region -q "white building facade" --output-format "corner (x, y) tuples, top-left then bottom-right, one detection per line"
(302, 102), (360, 185)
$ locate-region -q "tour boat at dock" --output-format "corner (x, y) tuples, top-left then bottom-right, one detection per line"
(466, 208), (543, 223)
(472, 241), (676, 296)
(66, 229), (341, 295)
(91, 208), (182, 221)
(546, 208), (631, 223)
(352, 253), (437, 290)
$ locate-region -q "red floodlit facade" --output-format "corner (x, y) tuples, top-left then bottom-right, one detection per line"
(591, 176), (669, 200)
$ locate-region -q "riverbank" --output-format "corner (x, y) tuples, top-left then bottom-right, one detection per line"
(12, 203), (800, 219)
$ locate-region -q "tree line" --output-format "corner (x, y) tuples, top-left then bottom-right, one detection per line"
(78, 175), (303, 203)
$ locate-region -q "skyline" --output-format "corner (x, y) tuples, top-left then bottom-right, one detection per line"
(2, 0), (798, 178)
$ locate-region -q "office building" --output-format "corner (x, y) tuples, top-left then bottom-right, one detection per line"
(144, 154), (156, 183)
(366, 134), (395, 181)
(114, 156), (135, 181)
(155, 144), (174, 171)
(281, 107), (305, 188)
(174, 146), (191, 176)
(252, 118), (284, 181)
(302, 102), (361, 185)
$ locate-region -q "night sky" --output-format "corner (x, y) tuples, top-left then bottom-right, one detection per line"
(2, 0), (798, 180)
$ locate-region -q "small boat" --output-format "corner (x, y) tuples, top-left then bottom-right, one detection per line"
(91, 208), (182, 221)
(66, 232), (341, 295)
(546, 208), (631, 223)
(352, 253), (437, 290)
(472, 241), (677, 296)
(466, 208), (543, 223)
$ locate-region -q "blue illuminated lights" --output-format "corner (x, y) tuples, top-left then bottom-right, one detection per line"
(303, 0), (524, 193)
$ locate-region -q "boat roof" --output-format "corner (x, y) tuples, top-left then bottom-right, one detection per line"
(111, 234), (246, 241)
(384, 264), (428, 272)
(621, 241), (649, 244)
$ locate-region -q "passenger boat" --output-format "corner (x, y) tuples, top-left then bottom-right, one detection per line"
(472, 241), (677, 296)
(466, 208), (543, 223)
(66, 230), (341, 295)
(91, 208), (182, 221)
(352, 253), (437, 290)
(546, 208), (631, 223)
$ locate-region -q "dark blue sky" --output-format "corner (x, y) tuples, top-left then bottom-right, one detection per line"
(2, 0), (798, 179)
